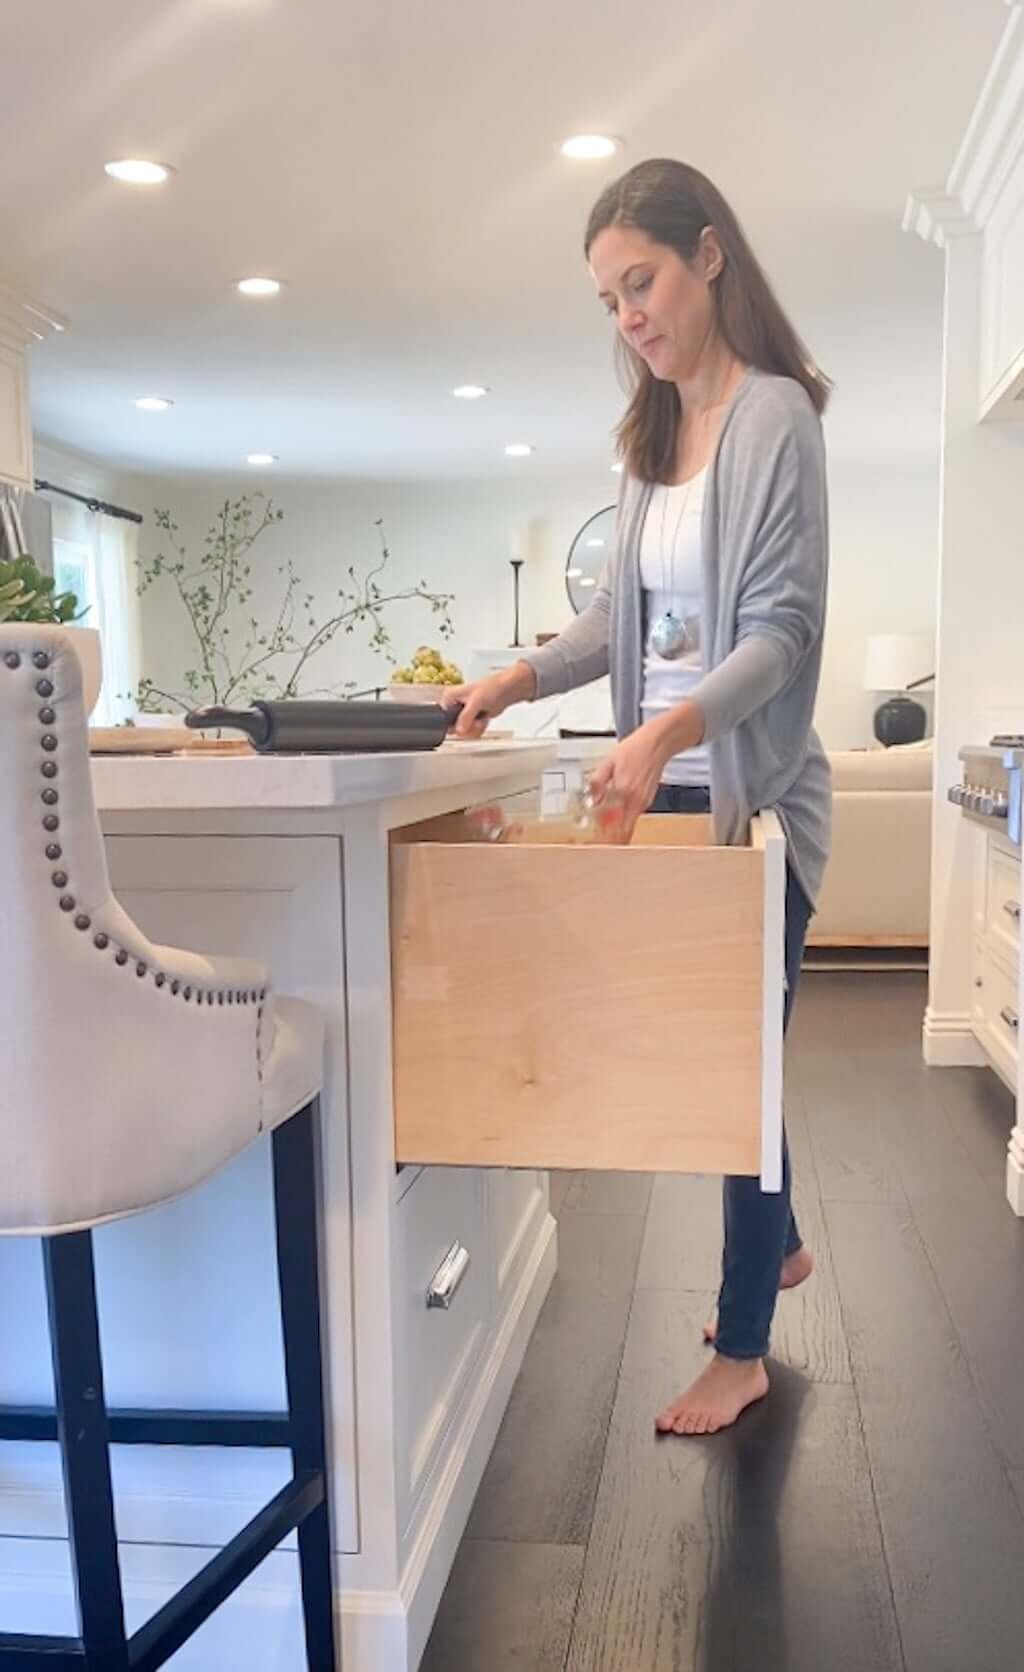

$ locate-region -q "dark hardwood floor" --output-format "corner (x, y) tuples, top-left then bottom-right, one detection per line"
(421, 973), (1024, 1672)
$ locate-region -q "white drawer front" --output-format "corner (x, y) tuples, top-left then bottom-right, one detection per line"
(978, 947), (1020, 1092)
(393, 1165), (490, 1532)
(986, 845), (1022, 967)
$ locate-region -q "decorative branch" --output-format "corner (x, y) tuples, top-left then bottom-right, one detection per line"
(133, 496), (455, 713)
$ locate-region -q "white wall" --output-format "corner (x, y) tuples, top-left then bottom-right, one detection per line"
(34, 433), (941, 748)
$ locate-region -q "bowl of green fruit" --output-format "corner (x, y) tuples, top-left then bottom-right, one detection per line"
(389, 646), (464, 703)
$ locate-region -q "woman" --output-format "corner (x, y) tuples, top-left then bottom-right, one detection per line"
(444, 158), (831, 1437)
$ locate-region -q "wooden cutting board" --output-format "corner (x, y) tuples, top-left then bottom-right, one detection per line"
(88, 728), (253, 756)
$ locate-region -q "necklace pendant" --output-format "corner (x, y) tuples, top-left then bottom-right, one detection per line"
(650, 611), (690, 660)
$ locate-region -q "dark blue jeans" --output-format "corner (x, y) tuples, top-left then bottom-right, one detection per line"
(648, 784), (813, 1360)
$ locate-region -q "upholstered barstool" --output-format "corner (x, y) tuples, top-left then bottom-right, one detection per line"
(0, 626), (338, 1670)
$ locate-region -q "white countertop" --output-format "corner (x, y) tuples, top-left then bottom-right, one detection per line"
(90, 737), (556, 812)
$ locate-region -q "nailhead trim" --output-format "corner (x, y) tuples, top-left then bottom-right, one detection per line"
(7, 653), (269, 1014)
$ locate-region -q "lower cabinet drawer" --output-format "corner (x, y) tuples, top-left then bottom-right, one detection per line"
(390, 810), (786, 1183)
(986, 844), (1022, 965)
(977, 945), (1020, 1091)
(393, 1165), (489, 1531)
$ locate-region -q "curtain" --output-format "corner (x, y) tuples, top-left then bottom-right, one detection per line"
(50, 497), (142, 726)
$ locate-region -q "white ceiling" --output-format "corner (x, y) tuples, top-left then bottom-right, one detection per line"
(5, 0), (1009, 480)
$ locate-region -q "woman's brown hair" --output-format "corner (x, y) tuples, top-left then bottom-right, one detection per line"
(585, 158), (831, 483)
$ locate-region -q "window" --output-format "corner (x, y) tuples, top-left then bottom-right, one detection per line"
(53, 537), (97, 630)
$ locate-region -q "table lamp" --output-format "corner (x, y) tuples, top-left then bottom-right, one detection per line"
(863, 634), (934, 745)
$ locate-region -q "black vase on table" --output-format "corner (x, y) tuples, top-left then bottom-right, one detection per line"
(873, 694), (927, 747)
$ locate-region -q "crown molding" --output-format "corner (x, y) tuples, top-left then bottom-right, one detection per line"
(0, 284), (69, 348)
(905, 4), (1023, 248)
(902, 188), (977, 248)
(947, 1), (1024, 225)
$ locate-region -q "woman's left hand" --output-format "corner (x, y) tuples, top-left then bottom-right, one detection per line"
(586, 723), (674, 842)
(587, 704), (705, 842)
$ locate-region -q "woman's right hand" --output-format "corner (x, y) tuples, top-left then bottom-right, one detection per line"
(440, 661), (538, 738)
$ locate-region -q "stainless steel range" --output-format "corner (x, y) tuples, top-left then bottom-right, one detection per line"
(948, 735), (1023, 847)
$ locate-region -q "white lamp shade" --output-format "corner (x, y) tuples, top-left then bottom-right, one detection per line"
(863, 633), (934, 693)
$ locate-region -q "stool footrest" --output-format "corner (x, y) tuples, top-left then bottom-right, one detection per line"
(0, 1637), (85, 1669)
(127, 1469), (324, 1672)
(0, 1407), (290, 1450)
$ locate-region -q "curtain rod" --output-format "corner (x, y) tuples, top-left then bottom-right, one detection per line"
(34, 479), (143, 526)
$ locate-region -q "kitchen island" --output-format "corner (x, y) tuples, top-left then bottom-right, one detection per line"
(0, 739), (558, 1671)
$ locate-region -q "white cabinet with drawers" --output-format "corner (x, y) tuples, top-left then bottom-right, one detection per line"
(968, 825), (1023, 1210)
(78, 744), (560, 1672)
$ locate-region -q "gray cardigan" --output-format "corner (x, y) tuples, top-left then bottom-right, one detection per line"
(524, 368), (832, 907)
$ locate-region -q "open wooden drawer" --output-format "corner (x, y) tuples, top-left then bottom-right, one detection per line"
(390, 810), (786, 1186)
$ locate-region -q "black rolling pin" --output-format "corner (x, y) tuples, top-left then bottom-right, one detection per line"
(185, 699), (460, 753)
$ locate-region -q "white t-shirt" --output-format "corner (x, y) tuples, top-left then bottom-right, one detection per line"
(640, 467), (709, 786)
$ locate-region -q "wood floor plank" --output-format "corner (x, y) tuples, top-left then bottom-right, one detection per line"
(770, 1162), (851, 1384)
(556, 1208), (647, 1296)
(635, 1172), (722, 1291)
(465, 1222), (638, 1543)
(562, 1170), (654, 1214)
(826, 1198), (1024, 1671)
(548, 1169), (572, 1216)
(565, 1289), (900, 1672)
(420, 1539), (584, 1672)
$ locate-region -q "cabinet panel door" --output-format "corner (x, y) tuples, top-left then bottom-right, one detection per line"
(107, 835), (358, 1551)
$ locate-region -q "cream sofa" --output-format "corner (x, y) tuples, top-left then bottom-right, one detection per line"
(808, 742), (933, 947)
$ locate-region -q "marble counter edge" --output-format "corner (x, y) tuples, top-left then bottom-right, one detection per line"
(90, 740), (557, 813)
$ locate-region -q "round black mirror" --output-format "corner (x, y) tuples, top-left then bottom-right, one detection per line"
(565, 506), (616, 613)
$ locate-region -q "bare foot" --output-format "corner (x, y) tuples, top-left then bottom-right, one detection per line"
(702, 1245), (814, 1345)
(654, 1354), (769, 1436)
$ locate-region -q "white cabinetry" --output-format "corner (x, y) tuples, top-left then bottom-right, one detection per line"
(0, 287), (67, 490)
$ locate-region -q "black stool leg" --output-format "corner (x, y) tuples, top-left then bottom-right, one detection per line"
(43, 1230), (130, 1672)
(272, 1101), (338, 1671)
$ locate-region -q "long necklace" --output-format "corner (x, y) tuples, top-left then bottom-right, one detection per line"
(648, 367), (732, 661)
(649, 476), (698, 660)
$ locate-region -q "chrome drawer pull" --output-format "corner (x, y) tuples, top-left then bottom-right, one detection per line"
(1003, 899), (1021, 923)
(426, 1242), (470, 1309)
(1000, 1005), (1020, 1034)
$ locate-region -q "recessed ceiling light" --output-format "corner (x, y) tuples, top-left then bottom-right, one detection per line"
(504, 443), (534, 457)
(561, 135), (618, 161)
(105, 159), (172, 185)
(566, 567), (583, 580)
(452, 384), (489, 399)
(135, 396), (173, 412)
(611, 461), (624, 474)
(247, 453), (278, 466)
(579, 577), (598, 588)
(237, 277), (282, 297)
(586, 538), (606, 547)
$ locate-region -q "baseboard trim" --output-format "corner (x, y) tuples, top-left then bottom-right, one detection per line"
(922, 1008), (989, 1067)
